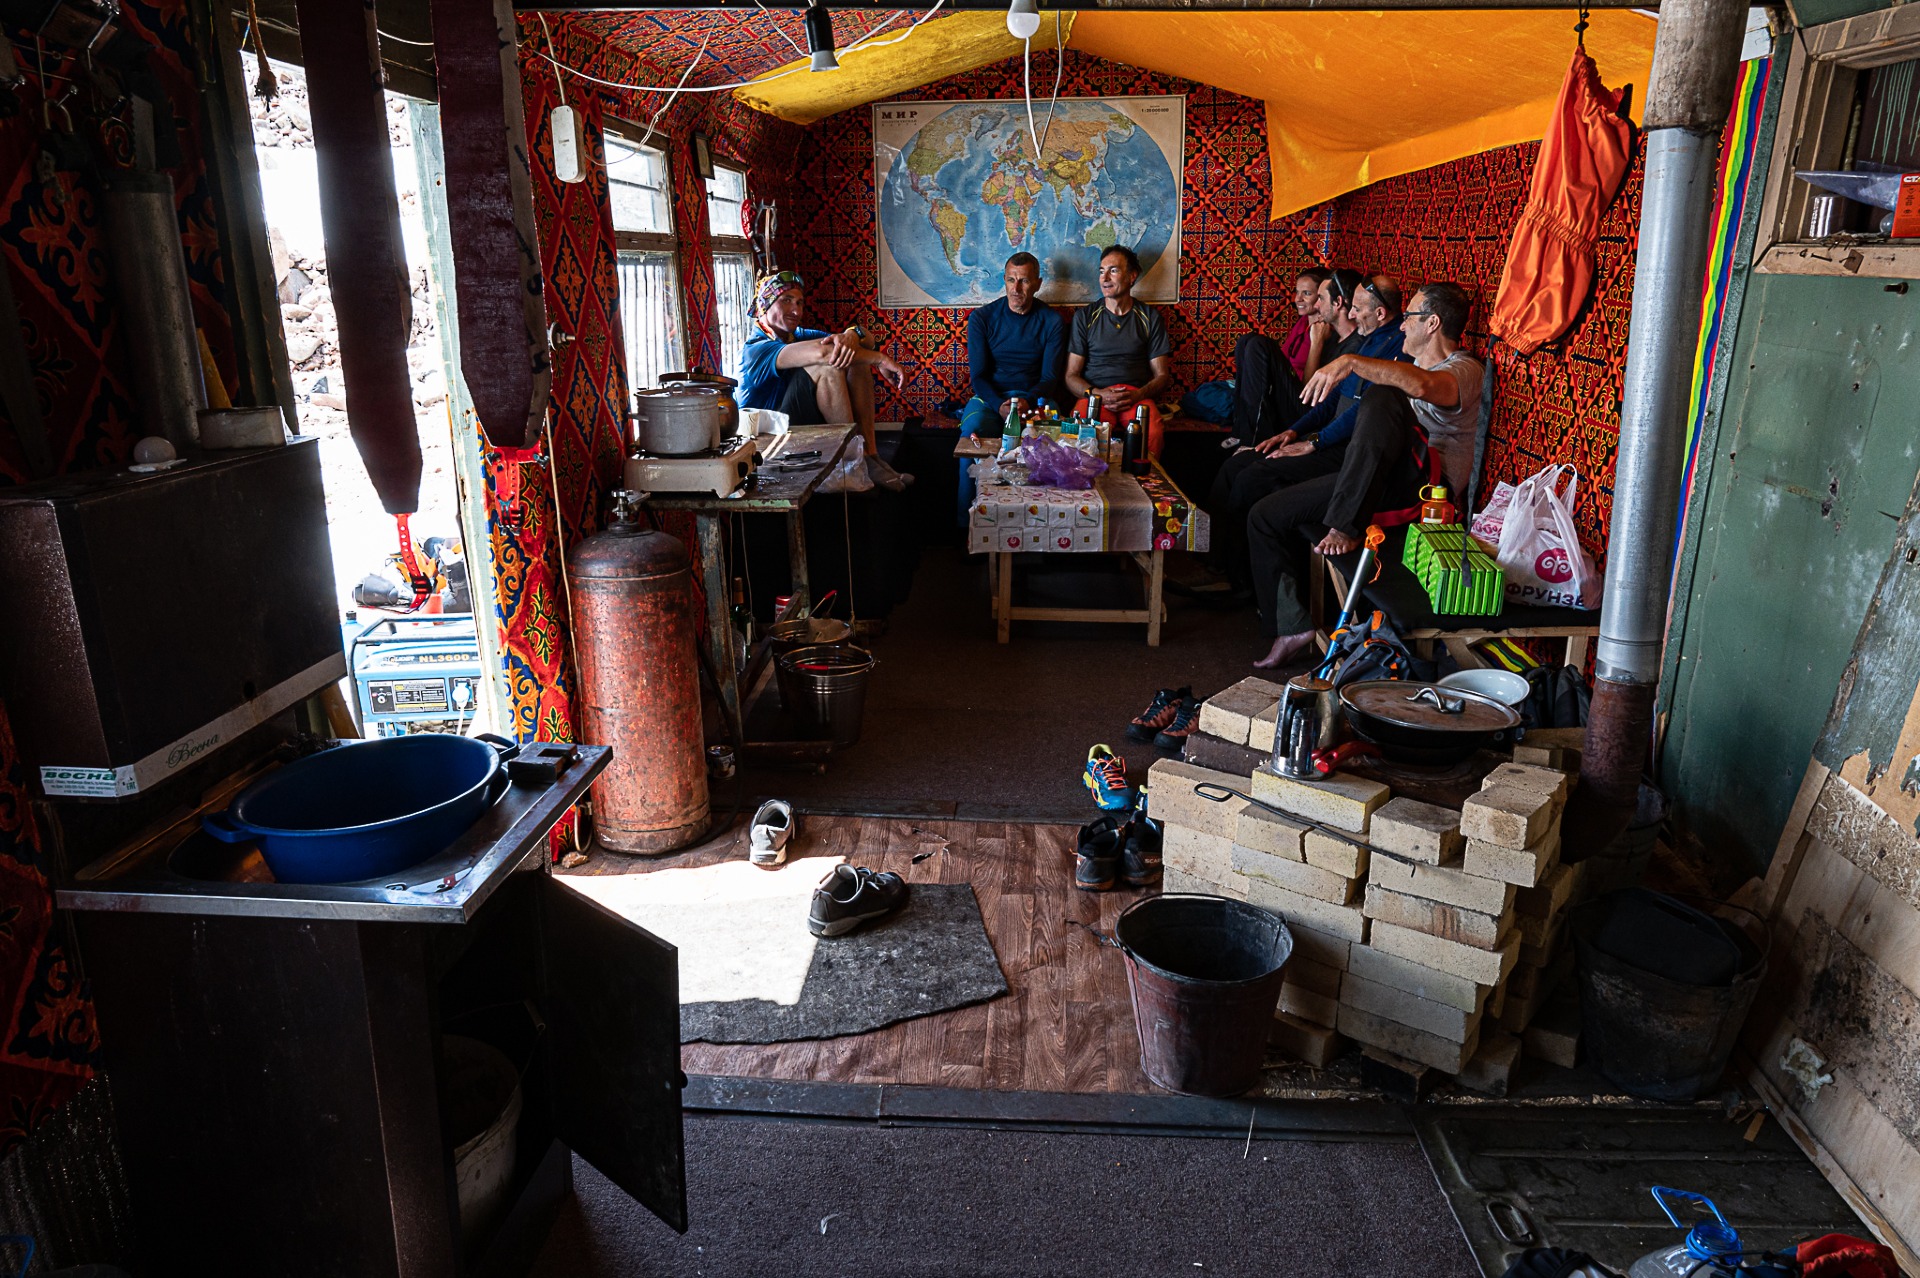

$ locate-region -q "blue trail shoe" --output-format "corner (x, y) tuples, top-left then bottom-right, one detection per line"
(1083, 744), (1133, 812)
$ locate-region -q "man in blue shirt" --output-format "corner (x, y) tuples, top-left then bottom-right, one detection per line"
(960, 252), (1067, 438)
(738, 270), (911, 490)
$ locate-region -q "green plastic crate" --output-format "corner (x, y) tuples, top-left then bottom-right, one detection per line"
(1406, 524), (1503, 616)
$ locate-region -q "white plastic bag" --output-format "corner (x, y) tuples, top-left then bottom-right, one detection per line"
(1469, 480), (1516, 544)
(817, 434), (874, 495)
(1495, 464), (1602, 610)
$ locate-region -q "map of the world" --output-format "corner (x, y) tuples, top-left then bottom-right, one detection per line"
(873, 96), (1184, 308)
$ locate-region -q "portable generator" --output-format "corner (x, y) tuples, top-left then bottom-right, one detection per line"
(345, 614), (485, 737)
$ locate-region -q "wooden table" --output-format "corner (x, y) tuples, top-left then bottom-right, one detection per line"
(644, 425), (856, 744)
(967, 456), (1208, 647)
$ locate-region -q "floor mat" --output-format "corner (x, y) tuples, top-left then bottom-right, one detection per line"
(534, 1115), (1480, 1278)
(1414, 1103), (1865, 1276)
(562, 858), (1007, 1043)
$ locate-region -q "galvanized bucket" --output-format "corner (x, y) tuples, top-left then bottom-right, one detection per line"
(775, 644), (875, 747)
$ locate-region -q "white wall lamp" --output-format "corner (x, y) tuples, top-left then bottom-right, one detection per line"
(1006, 0), (1040, 40)
(804, 2), (840, 72)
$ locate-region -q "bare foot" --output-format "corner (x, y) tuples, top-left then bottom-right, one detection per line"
(1253, 630), (1316, 669)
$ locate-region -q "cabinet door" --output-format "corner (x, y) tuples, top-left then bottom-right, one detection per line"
(536, 873), (687, 1233)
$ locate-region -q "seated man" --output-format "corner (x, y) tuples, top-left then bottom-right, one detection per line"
(738, 269), (911, 491)
(1226, 266), (1333, 445)
(1246, 281), (1486, 668)
(1204, 270), (1397, 594)
(960, 252), (1067, 438)
(1064, 245), (1173, 456)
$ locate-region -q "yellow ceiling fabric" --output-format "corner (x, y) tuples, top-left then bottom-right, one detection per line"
(735, 10), (1076, 126)
(1065, 10), (1655, 219)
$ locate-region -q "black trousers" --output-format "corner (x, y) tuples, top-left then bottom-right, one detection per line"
(1232, 334), (1306, 442)
(1248, 384), (1426, 637)
(1205, 442), (1342, 589)
(778, 367), (825, 426)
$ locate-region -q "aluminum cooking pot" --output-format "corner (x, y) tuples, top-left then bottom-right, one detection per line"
(200, 733), (517, 884)
(634, 385), (728, 456)
(660, 373), (739, 440)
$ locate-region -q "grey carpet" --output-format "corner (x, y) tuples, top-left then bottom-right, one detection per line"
(743, 547), (1287, 821)
(681, 883), (1007, 1044)
(533, 1116), (1479, 1278)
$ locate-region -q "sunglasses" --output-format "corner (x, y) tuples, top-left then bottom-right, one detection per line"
(766, 270), (803, 286)
(1403, 309), (1438, 319)
(1360, 281), (1391, 306)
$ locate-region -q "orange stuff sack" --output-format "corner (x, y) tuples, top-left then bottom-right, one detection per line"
(1489, 50), (1636, 354)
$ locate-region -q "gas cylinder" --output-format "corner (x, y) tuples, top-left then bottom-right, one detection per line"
(1628, 1187), (1792, 1278)
(567, 490), (710, 853)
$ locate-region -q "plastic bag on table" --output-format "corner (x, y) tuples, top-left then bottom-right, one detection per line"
(817, 434), (874, 495)
(1023, 434), (1108, 490)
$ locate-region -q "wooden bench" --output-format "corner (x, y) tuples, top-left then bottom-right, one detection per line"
(1312, 526), (1599, 669)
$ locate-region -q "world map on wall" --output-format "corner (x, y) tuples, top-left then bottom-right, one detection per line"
(873, 97), (1184, 308)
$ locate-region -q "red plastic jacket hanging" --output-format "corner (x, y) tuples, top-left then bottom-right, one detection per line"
(1489, 47), (1636, 354)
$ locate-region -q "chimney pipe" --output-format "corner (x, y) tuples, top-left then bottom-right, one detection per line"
(1564, 0), (1750, 860)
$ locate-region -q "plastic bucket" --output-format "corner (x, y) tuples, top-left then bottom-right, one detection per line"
(1571, 890), (1768, 1102)
(775, 644), (875, 746)
(1583, 783), (1668, 897)
(1115, 894), (1293, 1096)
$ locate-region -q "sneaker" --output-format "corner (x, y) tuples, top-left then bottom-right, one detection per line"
(1075, 815), (1124, 891)
(1152, 697), (1204, 752)
(1127, 686), (1192, 742)
(1121, 814), (1164, 887)
(748, 799), (794, 867)
(1083, 744), (1133, 811)
(808, 865), (910, 937)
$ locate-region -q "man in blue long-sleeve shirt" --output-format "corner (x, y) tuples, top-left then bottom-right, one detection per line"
(960, 253), (1067, 438)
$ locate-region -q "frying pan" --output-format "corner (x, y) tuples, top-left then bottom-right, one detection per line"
(1339, 680), (1521, 765)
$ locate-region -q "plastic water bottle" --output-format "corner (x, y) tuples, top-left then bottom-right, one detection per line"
(1627, 1187), (1789, 1278)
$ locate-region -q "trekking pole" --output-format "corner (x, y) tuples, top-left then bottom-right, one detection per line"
(1313, 524), (1384, 680)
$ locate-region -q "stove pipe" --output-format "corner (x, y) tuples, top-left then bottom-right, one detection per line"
(1565, 0), (1749, 861)
(104, 170), (208, 452)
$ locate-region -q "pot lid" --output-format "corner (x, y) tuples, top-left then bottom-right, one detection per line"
(1341, 680), (1521, 732)
(635, 385), (723, 405)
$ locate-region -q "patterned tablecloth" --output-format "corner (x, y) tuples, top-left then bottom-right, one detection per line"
(965, 458), (1210, 555)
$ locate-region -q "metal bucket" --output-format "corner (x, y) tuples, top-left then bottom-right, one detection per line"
(765, 615), (853, 656)
(1115, 894), (1293, 1096)
(775, 644), (875, 747)
(1571, 890), (1768, 1102)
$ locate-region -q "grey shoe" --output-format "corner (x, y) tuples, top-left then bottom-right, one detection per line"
(808, 865), (910, 937)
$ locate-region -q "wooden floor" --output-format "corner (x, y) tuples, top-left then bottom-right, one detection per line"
(565, 814), (1159, 1094)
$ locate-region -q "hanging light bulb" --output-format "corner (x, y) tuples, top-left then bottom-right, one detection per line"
(804, 2), (840, 72)
(1006, 0), (1040, 40)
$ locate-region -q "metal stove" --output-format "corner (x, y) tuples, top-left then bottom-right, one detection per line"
(624, 433), (760, 497)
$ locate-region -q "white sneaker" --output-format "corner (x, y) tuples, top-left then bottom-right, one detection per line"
(749, 799), (795, 866)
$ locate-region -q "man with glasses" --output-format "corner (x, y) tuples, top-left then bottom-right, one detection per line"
(739, 270), (912, 491)
(1247, 281), (1485, 668)
(1196, 268), (1392, 598)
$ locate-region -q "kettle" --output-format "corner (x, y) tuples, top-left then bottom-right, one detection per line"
(1627, 1187), (1792, 1278)
(1272, 674), (1336, 780)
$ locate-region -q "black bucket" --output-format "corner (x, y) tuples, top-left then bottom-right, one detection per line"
(1582, 783), (1668, 897)
(1570, 889), (1768, 1102)
(1115, 894), (1293, 1097)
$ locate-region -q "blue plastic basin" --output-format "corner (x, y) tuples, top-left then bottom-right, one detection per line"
(202, 734), (516, 885)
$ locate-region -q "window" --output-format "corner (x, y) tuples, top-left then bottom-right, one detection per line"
(605, 129), (686, 391)
(707, 163), (755, 382)
(1758, 10), (1920, 277)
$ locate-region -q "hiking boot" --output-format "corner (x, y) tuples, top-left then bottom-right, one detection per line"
(1152, 697), (1204, 752)
(1083, 744), (1133, 811)
(1075, 816), (1124, 891)
(808, 865), (911, 937)
(1127, 686), (1192, 742)
(1121, 814), (1164, 887)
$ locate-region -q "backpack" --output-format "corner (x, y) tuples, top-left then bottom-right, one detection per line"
(1178, 379), (1236, 425)
(1319, 610), (1432, 688)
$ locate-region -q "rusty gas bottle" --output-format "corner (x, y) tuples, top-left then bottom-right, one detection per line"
(567, 490), (710, 853)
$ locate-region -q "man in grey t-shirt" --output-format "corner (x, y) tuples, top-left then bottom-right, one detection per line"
(1065, 245), (1173, 455)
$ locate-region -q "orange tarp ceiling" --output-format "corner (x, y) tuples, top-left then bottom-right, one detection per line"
(733, 8), (1656, 218)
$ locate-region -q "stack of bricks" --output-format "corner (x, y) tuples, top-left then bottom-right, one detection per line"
(1335, 762), (1576, 1085)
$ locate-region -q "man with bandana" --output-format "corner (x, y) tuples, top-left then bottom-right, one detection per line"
(738, 269), (912, 491)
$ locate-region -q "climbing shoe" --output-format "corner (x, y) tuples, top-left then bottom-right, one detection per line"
(1075, 815), (1124, 892)
(1121, 814), (1164, 888)
(1152, 696), (1204, 752)
(1126, 686), (1192, 742)
(1083, 744), (1133, 812)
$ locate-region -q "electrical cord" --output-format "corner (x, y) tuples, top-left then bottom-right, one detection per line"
(1021, 10), (1065, 165)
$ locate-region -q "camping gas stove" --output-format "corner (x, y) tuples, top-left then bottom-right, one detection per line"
(624, 433), (760, 497)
